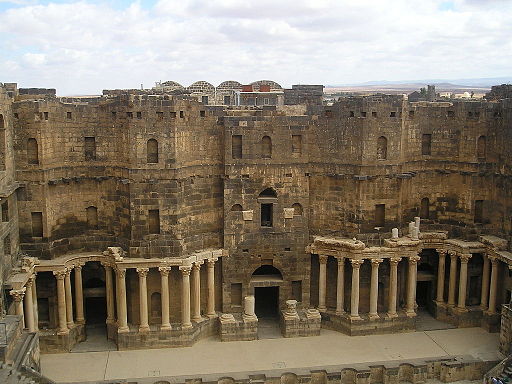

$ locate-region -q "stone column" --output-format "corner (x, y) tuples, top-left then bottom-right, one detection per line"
(448, 252), (458, 307)
(436, 251), (446, 303)
(74, 265), (85, 325)
(350, 259), (364, 319)
(406, 255), (420, 317)
(104, 265), (115, 324)
(10, 288), (26, 329)
(457, 254), (472, 310)
(318, 255), (328, 312)
(116, 268), (129, 333)
(64, 269), (74, 328)
(53, 270), (69, 335)
(206, 259), (216, 318)
(24, 280), (36, 332)
(480, 255), (490, 310)
(336, 256), (345, 315)
(30, 275), (39, 332)
(487, 257), (499, 314)
(137, 268), (150, 332)
(387, 257), (401, 318)
(243, 295), (257, 320)
(159, 266), (171, 330)
(180, 266), (192, 329)
(191, 263), (202, 322)
(369, 258), (383, 319)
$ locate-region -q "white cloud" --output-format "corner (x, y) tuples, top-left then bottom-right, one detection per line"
(0, 0), (510, 95)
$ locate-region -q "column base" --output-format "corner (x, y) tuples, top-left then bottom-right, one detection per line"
(405, 310), (417, 318)
(57, 328), (69, 336)
(138, 325), (150, 332)
(67, 322), (75, 329)
(106, 318), (115, 325)
(160, 324), (172, 331)
(368, 313), (380, 320)
(76, 319), (85, 325)
(318, 306), (326, 312)
(349, 314), (362, 321)
(192, 316), (204, 323)
(207, 313), (218, 319)
(455, 306), (469, 313)
(386, 312), (398, 319)
(335, 310), (345, 316)
(182, 322), (193, 329)
(118, 326), (129, 333)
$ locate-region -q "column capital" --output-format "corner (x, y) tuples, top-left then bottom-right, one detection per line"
(448, 250), (458, 259)
(53, 270), (67, 280)
(409, 255), (421, 264)
(459, 253), (472, 263)
(319, 255), (328, 264)
(389, 256), (402, 265)
(180, 266), (192, 276)
(350, 259), (364, 268)
(10, 288), (26, 301)
(158, 266), (171, 276)
(74, 264), (84, 272)
(65, 268), (72, 277)
(489, 256), (499, 266)
(206, 258), (216, 267)
(192, 262), (201, 271)
(336, 256), (345, 263)
(435, 249), (447, 256)
(371, 258), (383, 266)
(25, 277), (34, 289)
(136, 267), (149, 277)
(116, 268), (127, 278)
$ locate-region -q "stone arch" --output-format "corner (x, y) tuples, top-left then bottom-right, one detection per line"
(292, 203), (303, 216)
(27, 138), (39, 165)
(259, 187), (277, 198)
(230, 204), (243, 211)
(377, 136), (387, 160)
(147, 138), (158, 163)
(261, 136), (272, 158)
(252, 265), (283, 279)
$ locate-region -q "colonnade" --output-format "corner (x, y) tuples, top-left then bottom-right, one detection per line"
(317, 255), (420, 318)
(435, 251), (501, 313)
(12, 258), (218, 335)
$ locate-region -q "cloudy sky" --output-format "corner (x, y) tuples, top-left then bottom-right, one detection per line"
(0, 0), (511, 95)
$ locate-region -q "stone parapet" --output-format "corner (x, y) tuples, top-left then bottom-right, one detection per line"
(320, 311), (415, 336)
(434, 302), (486, 329)
(499, 304), (512, 355)
(39, 323), (85, 353)
(219, 313), (258, 342)
(280, 307), (321, 338)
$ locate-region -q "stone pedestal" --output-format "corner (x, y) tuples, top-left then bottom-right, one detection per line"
(219, 313), (258, 342)
(280, 307), (321, 338)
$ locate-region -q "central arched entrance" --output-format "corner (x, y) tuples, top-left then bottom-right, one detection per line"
(251, 265), (283, 318)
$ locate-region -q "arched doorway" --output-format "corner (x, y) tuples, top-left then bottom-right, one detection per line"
(84, 276), (107, 324)
(251, 265), (283, 318)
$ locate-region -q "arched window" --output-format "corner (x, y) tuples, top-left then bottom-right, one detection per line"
(231, 204), (243, 212)
(258, 188), (277, 227)
(86, 206), (98, 229)
(477, 135), (486, 160)
(420, 198), (429, 219)
(292, 203), (303, 216)
(377, 136), (387, 160)
(147, 139), (158, 163)
(151, 292), (162, 318)
(27, 138), (39, 164)
(262, 136), (272, 159)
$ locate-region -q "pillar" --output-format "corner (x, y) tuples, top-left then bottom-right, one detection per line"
(318, 255), (328, 312)
(336, 256), (345, 315)
(457, 254), (472, 310)
(137, 268), (150, 332)
(436, 251), (446, 303)
(191, 263), (202, 322)
(243, 295), (257, 320)
(180, 266), (192, 329)
(387, 257), (401, 318)
(74, 265), (85, 325)
(159, 266), (171, 330)
(30, 275), (39, 332)
(406, 255), (420, 317)
(206, 259), (216, 318)
(10, 288), (25, 328)
(53, 270), (69, 335)
(369, 258), (383, 319)
(487, 257), (499, 314)
(350, 259), (364, 319)
(448, 252), (458, 307)
(105, 265), (115, 324)
(480, 255), (490, 310)
(24, 281), (36, 332)
(116, 268), (129, 333)
(64, 269), (74, 328)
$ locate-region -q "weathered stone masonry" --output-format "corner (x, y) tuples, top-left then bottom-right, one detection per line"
(0, 80), (511, 354)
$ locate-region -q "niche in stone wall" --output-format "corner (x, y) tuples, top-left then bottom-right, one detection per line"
(474, 200), (484, 223)
(292, 134), (302, 155)
(86, 206), (98, 229)
(261, 136), (272, 159)
(0, 114), (5, 170)
(31, 212), (43, 237)
(477, 135), (486, 160)
(148, 209), (160, 234)
(147, 139), (158, 163)
(84, 137), (96, 161)
(232, 135), (242, 159)
(377, 136), (387, 160)
(27, 138), (39, 165)
(420, 198), (430, 219)
(375, 204), (385, 227)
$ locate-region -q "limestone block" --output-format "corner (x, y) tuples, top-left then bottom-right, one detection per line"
(242, 210), (253, 221)
(284, 208), (295, 219)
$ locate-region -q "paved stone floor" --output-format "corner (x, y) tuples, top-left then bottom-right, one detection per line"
(41, 327), (501, 383)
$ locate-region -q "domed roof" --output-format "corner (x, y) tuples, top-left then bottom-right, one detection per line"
(217, 81), (242, 91)
(250, 80), (282, 91)
(188, 81), (215, 94)
(161, 81), (184, 89)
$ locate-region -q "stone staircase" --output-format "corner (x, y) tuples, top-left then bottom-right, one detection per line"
(486, 356), (512, 384)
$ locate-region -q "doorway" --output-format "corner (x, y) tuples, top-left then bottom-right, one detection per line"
(416, 281), (432, 308)
(84, 297), (107, 324)
(255, 286), (279, 318)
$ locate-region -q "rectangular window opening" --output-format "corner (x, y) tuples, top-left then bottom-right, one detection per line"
(261, 203), (273, 227)
(136, 111), (142, 119)
(31, 212), (43, 237)
(148, 209), (160, 234)
(84, 137), (96, 161)
(375, 204), (385, 227)
(201, 96), (209, 105)
(179, 111), (184, 118)
(422, 134), (432, 155)
(156, 111), (164, 120)
(232, 135), (242, 159)
(67, 112), (72, 119)
(1, 201), (8, 222)
(292, 134), (302, 155)
(224, 95), (231, 105)
(474, 200), (484, 223)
